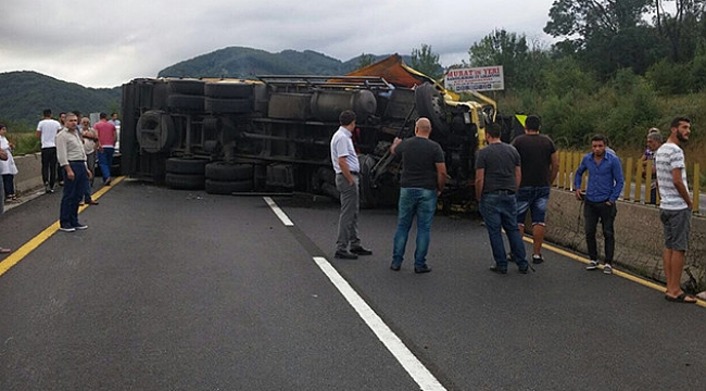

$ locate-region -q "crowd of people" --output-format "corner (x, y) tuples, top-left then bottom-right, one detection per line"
(330, 111), (697, 304)
(0, 109), (119, 253)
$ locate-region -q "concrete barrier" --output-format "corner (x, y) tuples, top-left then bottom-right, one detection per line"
(12, 152), (45, 194)
(543, 188), (706, 292)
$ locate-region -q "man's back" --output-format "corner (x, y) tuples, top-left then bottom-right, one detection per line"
(512, 134), (556, 187)
(396, 137), (444, 190)
(37, 119), (61, 148)
(94, 120), (116, 147)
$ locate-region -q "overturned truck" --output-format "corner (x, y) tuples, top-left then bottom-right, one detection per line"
(120, 55), (496, 208)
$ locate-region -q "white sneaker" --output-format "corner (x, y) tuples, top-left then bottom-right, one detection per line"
(59, 227), (76, 233)
(603, 264), (613, 275)
(586, 260), (599, 270)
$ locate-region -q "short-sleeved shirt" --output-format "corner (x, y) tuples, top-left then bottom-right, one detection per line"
(655, 142), (689, 210)
(330, 126), (359, 174)
(36, 118), (62, 148)
(94, 120), (117, 148)
(395, 137), (444, 190)
(475, 142), (521, 193)
(512, 133), (556, 187)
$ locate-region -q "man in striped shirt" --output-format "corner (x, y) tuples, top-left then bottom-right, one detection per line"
(655, 116), (695, 303)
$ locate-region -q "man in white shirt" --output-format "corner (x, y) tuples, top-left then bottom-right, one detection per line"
(56, 113), (90, 232)
(36, 109), (62, 193)
(330, 110), (372, 259)
(655, 116), (695, 303)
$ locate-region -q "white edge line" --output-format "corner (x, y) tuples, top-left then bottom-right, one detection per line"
(263, 196), (294, 226)
(313, 256), (446, 391)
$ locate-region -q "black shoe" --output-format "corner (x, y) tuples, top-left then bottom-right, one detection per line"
(414, 265), (432, 274)
(519, 266), (529, 274)
(350, 246), (373, 256)
(532, 254), (544, 264)
(334, 250), (358, 259)
(390, 264), (401, 271)
(489, 265), (507, 274)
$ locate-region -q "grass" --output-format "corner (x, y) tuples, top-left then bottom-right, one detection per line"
(6, 131), (40, 156)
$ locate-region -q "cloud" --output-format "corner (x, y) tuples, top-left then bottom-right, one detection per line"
(0, 0), (555, 87)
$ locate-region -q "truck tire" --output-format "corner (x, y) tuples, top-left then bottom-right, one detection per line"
(205, 179), (253, 194)
(167, 79), (205, 95)
(165, 157), (209, 175)
(205, 162), (253, 181)
(167, 94), (205, 112)
(204, 97), (252, 114)
(415, 83), (449, 137)
(136, 110), (177, 154)
(165, 173), (205, 190)
(205, 83), (254, 99)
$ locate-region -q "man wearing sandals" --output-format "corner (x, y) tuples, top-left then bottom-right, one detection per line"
(655, 116), (696, 303)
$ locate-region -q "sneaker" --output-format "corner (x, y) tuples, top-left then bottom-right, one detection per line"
(59, 226), (76, 233)
(603, 264), (613, 275)
(74, 224), (88, 230)
(586, 260), (599, 270)
(532, 254), (544, 264)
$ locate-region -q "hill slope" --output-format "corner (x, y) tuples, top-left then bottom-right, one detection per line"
(158, 46), (410, 78)
(0, 71), (120, 128)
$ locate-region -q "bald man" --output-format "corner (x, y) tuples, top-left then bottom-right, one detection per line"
(389, 118), (447, 273)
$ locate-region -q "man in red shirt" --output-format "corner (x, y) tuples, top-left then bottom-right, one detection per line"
(93, 112), (117, 185)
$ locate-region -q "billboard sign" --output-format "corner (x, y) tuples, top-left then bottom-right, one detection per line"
(444, 66), (504, 92)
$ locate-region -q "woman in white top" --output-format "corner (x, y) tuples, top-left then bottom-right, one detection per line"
(0, 124), (18, 202)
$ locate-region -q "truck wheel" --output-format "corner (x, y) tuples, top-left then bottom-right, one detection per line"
(415, 83), (449, 137)
(205, 83), (254, 99)
(205, 179), (253, 194)
(165, 173), (205, 190)
(165, 157), (209, 175)
(204, 97), (253, 114)
(167, 94), (205, 111)
(136, 110), (177, 154)
(167, 79), (205, 95)
(205, 162), (253, 181)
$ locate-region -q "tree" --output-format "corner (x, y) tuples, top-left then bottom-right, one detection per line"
(410, 44), (442, 79)
(357, 53), (376, 69)
(468, 29), (548, 91)
(654, 0), (706, 61)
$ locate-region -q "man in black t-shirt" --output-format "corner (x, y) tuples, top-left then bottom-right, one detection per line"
(389, 118), (447, 273)
(475, 124), (529, 274)
(511, 115), (558, 264)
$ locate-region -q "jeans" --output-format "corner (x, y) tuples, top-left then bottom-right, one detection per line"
(60, 162), (88, 228)
(392, 188), (437, 269)
(480, 192), (528, 270)
(2, 175), (15, 197)
(97, 147), (114, 182)
(335, 174), (361, 251)
(583, 201), (617, 263)
(40, 147), (58, 187)
(84, 152), (96, 202)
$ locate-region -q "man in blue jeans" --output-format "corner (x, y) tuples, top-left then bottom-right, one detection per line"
(475, 124), (529, 274)
(56, 113), (90, 232)
(574, 134), (624, 275)
(389, 118), (447, 273)
(512, 115), (558, 264)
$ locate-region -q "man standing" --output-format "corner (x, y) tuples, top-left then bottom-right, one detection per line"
(641, 129), (663, 204)
(330, 110), (372, 259)
(389, 118), (446, 273)
(109, 112), (121, 127)
(655, 117), (696, 303)
(56, 113), (90, 232)
(94, 112), (117, 186)
(574, 135), (624, 275)
(512, 115), (558, 264)
(36, 109), (62, 193)
(475, 124), (529, 274)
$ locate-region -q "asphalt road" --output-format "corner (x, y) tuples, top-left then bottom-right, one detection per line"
(1, 180), (705, 390)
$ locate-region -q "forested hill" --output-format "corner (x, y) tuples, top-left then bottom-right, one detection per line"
(157, 46), (407, 78)
(0, 71), (120, 128)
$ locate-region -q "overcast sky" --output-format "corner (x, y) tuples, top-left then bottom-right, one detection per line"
(0, 0), (556, 88)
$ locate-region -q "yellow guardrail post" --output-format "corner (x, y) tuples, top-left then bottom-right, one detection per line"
(635, 159), (644, 203)
(558, 151), (567, 189)
(693, 163), (700, 214)
(623, 157), (633, 200)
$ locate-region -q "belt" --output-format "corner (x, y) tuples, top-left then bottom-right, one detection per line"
(337, 171), (359, 175)
(69, 160), (86, 163)
(486, 190), (515, 195)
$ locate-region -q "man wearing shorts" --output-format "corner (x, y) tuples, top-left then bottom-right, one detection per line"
(512, 115), (558, 264)
(655, 116), (695, 303)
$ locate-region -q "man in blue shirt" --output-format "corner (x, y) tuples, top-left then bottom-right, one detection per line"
(574, 134), (624, 275)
